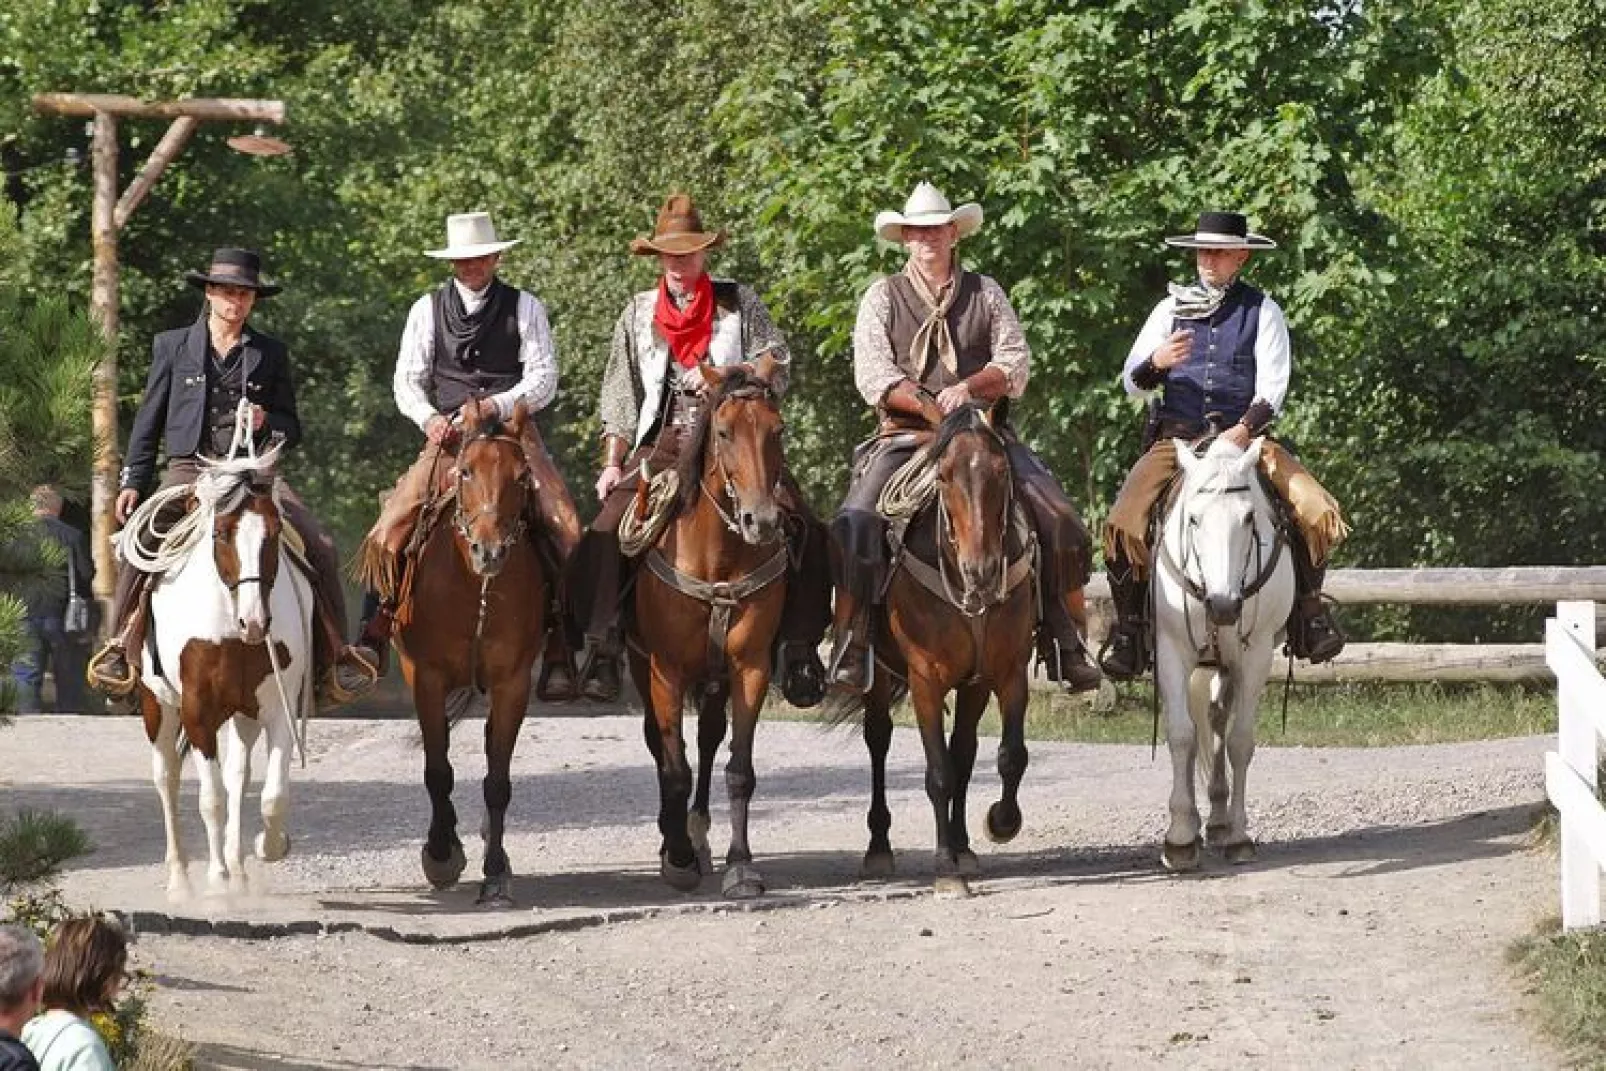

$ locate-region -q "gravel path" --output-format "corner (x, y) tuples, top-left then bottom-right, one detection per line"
(0, 713), (1561, 1069)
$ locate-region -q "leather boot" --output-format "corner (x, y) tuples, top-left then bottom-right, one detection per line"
(536, 623), (578, 701)
(578, 636), (622, 702)
(1097, 563), (1150, 681)
(88, 577), (151, 698)
(826, 589), (873, 693)
(1285, 532), (1345, 663)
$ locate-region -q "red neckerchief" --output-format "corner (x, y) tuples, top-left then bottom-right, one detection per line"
(653, 274), (715, 369)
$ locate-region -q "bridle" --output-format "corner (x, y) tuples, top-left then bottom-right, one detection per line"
(215, 489), (280, 625)
(1160, 472), (1286, 656)
(700, 385), (783, 544)
(452, 431), (531, 562)
(936, 424), (1014, 617)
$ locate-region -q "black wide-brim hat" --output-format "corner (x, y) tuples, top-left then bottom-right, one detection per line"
(1164, 211), (1277, 250)
(184, 247), (282, 296)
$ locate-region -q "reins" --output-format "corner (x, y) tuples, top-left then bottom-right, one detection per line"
(450, 427), (533, 694)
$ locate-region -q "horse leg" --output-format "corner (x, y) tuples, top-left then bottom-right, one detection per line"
(647, 660), (699, 891)
(860, 677), (896, 880)
(1159, 655), (1203, 872)
(1223, 657), (1271, 865)
(721, 665), (767, 899)
(149, 702), (189, 899)
(1205, 674), (1234, 846)
(255, 707), (293, 862)
(191, 742), (229, 893)
(691, 683), (729, 877)
(477, 671), (531, 907)
(946, 682), (988, 878)
(908, 672), (966, 898)
(415, 671), (466, 889)
(986, 666), (1030, 847)
(222, 715), (258, 893)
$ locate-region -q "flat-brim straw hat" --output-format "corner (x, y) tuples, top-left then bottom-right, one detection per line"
(1164, 211), (1277, 250)
(424, 212), (521, 259)
(630, 194), (725, 256)
(185, 248), (281, 296)
(874, 182), (984, 243)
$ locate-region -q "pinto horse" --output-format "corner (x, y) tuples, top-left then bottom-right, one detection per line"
(628, 358), (790, 897)
(391, 401), (546, 906)
(132, 448), (314, 897)
(839, 404), (1037, 898)
(1153, 437), (1295, 871)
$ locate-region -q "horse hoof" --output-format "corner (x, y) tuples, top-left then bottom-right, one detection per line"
(1224, 839), (1258, 866)
(955, 850), (980, 878)
(255, 830), (290, 862)
(476, 875), (515, 908)
(721, 862), (765, 899)
(687, 812), (714, 876)
(1205, 822), (1233, 847)
(660, 851), (702, 892)
(861, 850), (896, 880)
(933, 875), (972, 900)
(421, 842), (467, 890)
(1161, 838), (1202, 872)
(984, 802), (1022, 844)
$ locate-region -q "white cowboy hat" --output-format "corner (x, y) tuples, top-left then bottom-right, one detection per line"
(423, 212), (522, 259)
(1164, 211), (1277, 250)
(874, 182), (984, 243)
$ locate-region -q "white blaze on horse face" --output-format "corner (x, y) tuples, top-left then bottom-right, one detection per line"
(231, 509), (271, 643)
(1186, 456), (1256, 615)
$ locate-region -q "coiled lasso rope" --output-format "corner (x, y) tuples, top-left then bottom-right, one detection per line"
(876, 445), (941, 521)
(618, 462), (681, 558)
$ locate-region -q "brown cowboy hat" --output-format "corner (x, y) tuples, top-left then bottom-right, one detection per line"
(629, 194), (726, 256)
(184, 247), (282, 296)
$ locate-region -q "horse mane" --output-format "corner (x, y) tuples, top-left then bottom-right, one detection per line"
(673, 366), (777, 514)
(929, 403), (995, 459)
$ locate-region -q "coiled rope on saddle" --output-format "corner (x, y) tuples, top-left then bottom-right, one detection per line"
(876, 444), (940, 521)
(618, 462), (680, 558)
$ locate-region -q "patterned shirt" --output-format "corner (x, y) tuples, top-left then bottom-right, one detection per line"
(851, 266), (1031, 407)
(393, 278), (558, 432)
(597, 281), (791, 441)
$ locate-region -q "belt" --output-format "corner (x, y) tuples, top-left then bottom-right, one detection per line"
(667, 390), (704, 428)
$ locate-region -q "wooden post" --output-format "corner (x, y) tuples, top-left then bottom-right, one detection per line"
(1548, 601), (1605, 929)
(30, 94), (286, 626)
(88, 112), (120, 609)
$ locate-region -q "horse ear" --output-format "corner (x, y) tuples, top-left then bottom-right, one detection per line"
(460, 400), (485, 433)
(697, 360), (728, 392)
(750, 351), (782, 386)
(1172, 438), (1198, 476)
(1241, 436), (1266, 471)
(506, 399), (528, 437)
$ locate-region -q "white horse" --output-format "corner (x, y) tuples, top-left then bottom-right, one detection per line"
(1153, 436), (1296, 871)
(125, 446), (314, 897)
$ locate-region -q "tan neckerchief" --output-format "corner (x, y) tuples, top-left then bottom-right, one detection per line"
(904, 259), (962, 379)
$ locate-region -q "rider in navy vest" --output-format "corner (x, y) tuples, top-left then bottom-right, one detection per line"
(354, 212), (583, 698)
(1100, 212), (1350, 680)
(88, 249), (379, 705)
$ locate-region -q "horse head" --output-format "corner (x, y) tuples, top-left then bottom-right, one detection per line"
(1172, 436), (1269, 627)
(454, 399), (531, 578)
(692, 356), (785, 546)
(933, 404), (1012, 613)
(201, 451), (284, 645)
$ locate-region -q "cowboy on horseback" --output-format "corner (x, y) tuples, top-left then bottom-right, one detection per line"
(567, 193), (831, 706)
(826, 182), (1102, 694)
(353, 212), (583, 696)
(1099, 211), (1349, 681)
(88, 249), (377, 704)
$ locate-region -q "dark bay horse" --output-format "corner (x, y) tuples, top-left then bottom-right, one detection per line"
(386, 401), (546, 906)
(837, 404), (1037, 898)
(629, 358), (790, 897)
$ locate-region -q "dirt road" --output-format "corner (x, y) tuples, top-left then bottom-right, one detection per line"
(0, 715), (1560, 1069)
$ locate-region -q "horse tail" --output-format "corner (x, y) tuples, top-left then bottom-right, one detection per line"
(1187, 667), (1228, 745)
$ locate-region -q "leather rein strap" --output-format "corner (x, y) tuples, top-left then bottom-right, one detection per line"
(643, 545), (790, 678)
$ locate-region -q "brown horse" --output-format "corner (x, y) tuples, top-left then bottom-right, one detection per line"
(839, 404), (1037, 898)
(629, 358), (789, 896)
(389, 400), (545, 906)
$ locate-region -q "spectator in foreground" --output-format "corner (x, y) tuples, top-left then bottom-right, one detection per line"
(0, 925), (44, 1071)
(20, 917), (124, 1071)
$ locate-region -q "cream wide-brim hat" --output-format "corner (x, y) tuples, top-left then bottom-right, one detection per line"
(424, 212), (522, 259)
(874, 181), (984, 243)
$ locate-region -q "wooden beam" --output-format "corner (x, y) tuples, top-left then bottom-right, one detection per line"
(32, 93), (285, 123)
(87, 113), (120, 609)
(1084, 566), (1606, 606)
(114, 116), (198, 229)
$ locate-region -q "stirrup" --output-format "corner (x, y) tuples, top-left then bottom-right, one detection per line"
(1096, 626), (1149, 682)
(87, 643), (139, 698)
(325, 647), (380, 707)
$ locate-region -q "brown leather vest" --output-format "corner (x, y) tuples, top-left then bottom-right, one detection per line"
(884, 271), (994, 390)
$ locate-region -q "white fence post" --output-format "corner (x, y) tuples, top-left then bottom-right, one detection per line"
(1545, 600), (1606, 930)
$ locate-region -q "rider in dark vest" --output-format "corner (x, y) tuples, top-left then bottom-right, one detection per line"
(828, 182), (1101, 694)
(1100, 211), (1349, 680)
(354, 212), (583, 698)
(88, 249), (378, 704)
(567, 194), (832, 707)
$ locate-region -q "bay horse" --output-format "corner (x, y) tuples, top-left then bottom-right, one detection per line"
(629, 357), (789, 897)
(1153, 436), (1295, 871)
(132, 446), (314, 898)
(838, 404), (1037, 898)
(390, 400), (546, 906)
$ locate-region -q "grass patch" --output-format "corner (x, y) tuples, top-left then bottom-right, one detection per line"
(772, 681), (1556, 748)
(1510, 920), (1606, 1069)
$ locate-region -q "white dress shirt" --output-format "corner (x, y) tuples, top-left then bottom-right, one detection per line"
(1121, 289), (1292, 413)
(393, 278), (558, 432)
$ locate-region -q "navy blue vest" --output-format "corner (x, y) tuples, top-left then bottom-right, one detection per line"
(1155, 282), (1263, 432)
